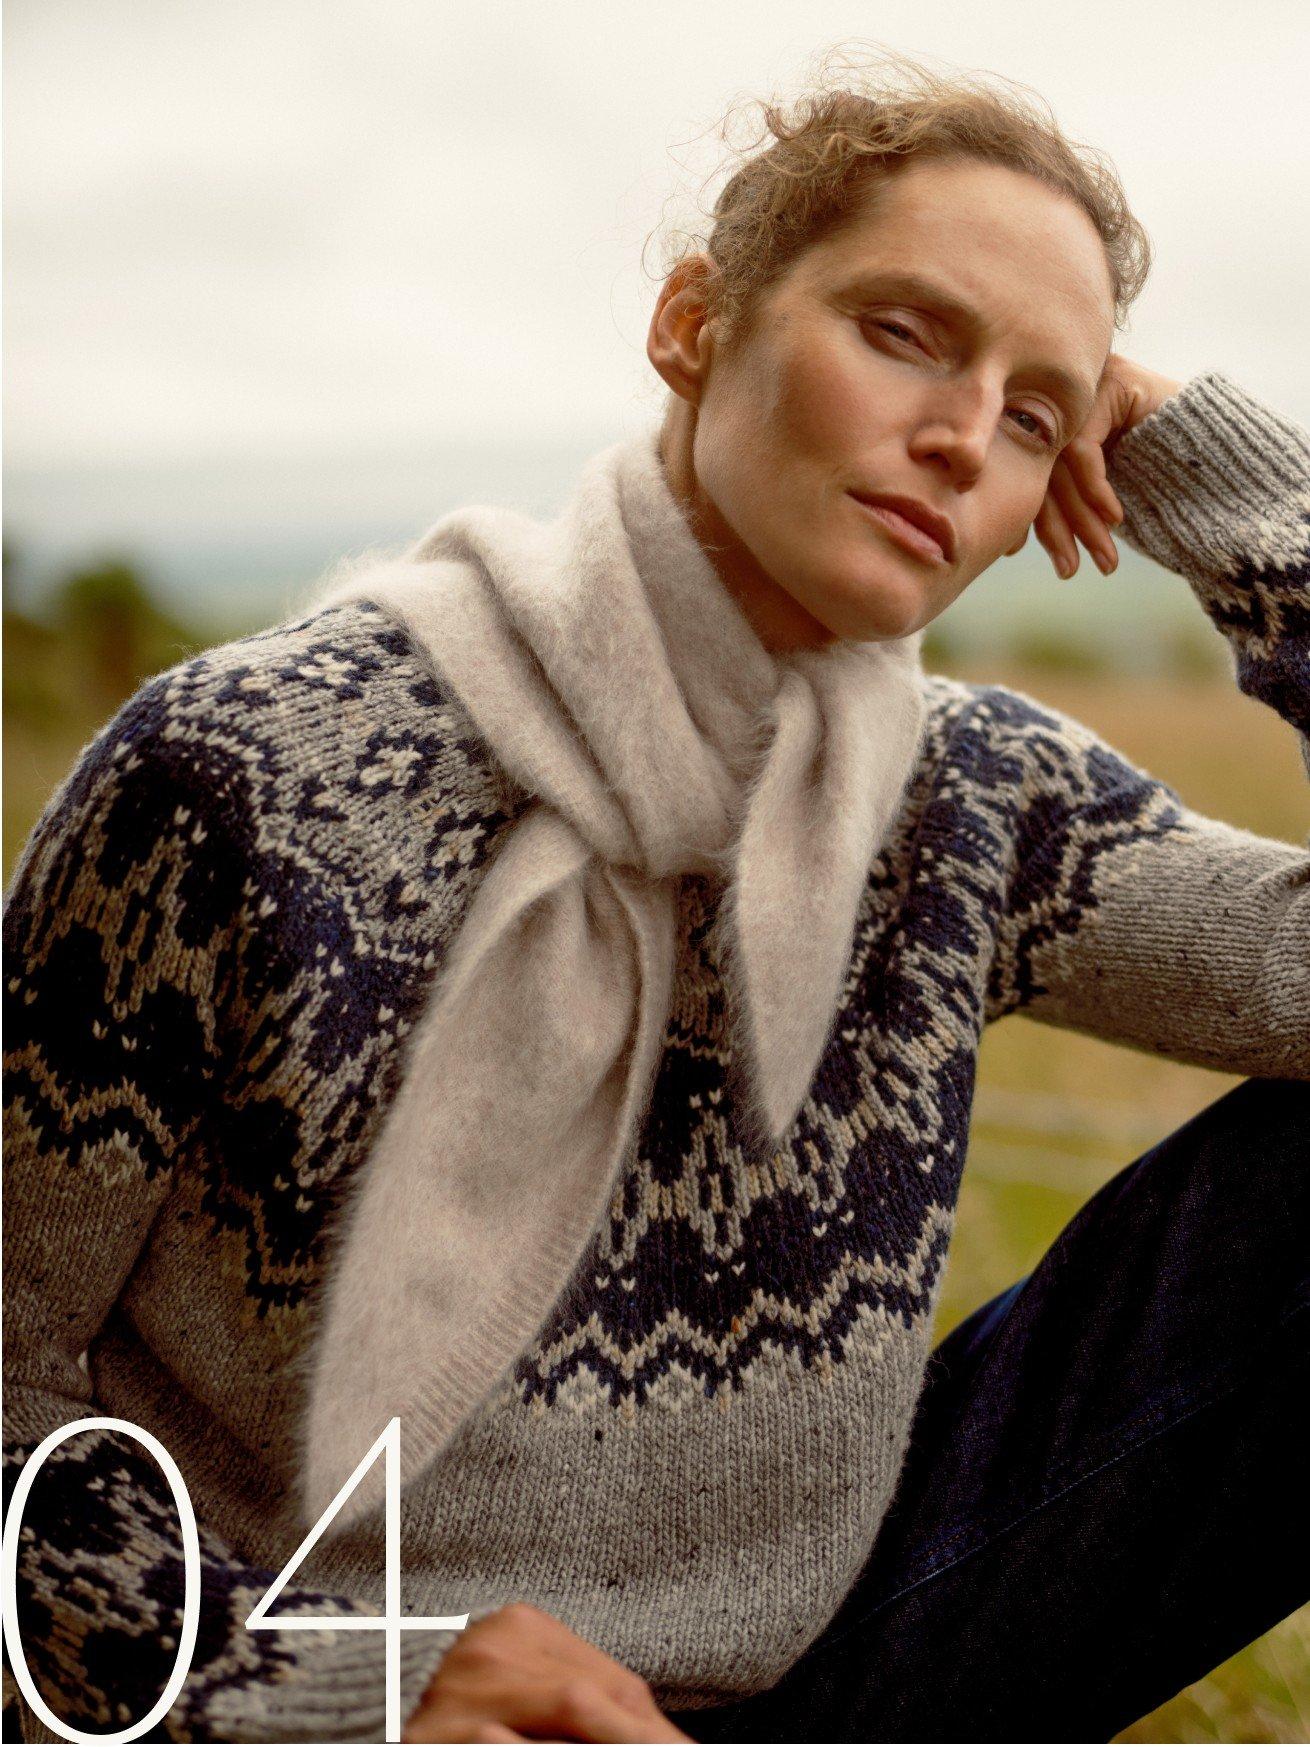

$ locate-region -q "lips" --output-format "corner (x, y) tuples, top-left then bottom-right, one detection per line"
(849, 492), (956, 564)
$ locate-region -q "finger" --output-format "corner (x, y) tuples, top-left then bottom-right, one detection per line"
(447, 1606), (693, 1740)
(1033, 488), (1080, 578)
(573, 1663), (692, 1741)
(502, 1603), (631, 1677)
(536, 1678), (689, 1743)
(1048, 463), (1119, 573)
(1060, 435), (1124, 526)
(641, 1706), (693, 1740)
(597, 1670), (678, 1728)
(403, 1711), (528, 1745)
(1052, 444), (1122, 548)
(507, 1610), (671, 1729)
(567, 1687), (686, 1743)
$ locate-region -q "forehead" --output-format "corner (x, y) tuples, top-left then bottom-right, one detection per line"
(813, 157), (1115, 315)
(787, 161), (1116, 401)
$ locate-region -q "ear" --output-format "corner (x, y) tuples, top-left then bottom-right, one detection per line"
(647, 255), (718, 407)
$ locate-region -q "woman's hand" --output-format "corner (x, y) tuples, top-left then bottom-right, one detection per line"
(401, 1601), (697, 1743)
(1033, 352), (1184, 580)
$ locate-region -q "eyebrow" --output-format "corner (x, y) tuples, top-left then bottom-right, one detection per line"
(843, 269), (1101, 423)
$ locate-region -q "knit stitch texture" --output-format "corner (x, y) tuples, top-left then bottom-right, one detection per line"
(4, 370), (1309, 1743)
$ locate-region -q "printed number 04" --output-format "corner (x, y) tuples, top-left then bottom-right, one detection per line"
(1, 1415), (468, 1745)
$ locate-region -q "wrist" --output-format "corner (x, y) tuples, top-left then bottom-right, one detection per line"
(1104, 369), (1310, 581)
(1132, 368), (1185, 425)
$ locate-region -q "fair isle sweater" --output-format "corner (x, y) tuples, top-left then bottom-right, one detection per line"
(4, 371), (1310, 1745)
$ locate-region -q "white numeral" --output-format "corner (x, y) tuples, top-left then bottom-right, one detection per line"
(2, 1417), (200, 1744)
(3, 1414), (466, 1744)
(246, 1416), (468, 1742)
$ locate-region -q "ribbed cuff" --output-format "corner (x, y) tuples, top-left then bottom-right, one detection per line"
(1106, 369), (1310, 580)
(204, 1623), (461, 1744)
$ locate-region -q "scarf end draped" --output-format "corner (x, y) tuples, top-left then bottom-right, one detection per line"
(711, 636), (928, 1152)
(296, 814), (678, 1535)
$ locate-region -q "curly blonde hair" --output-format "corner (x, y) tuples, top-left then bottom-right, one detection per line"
(653, 43), (1151, 348)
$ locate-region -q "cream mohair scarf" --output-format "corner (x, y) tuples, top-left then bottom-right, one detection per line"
(295, 426), (928, 1531)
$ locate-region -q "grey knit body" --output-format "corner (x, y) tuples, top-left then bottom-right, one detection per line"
(5, 372), (1309, 1743)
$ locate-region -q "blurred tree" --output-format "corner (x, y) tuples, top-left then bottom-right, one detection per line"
(2, 536), (19, 610)
(2, 607), (64, 728)
(3, 540), (65, 726)
(48, 556), (199, 710)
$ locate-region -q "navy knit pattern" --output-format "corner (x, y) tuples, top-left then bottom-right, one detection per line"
(508, 679), (1189, 1414)
(4, 370), (1309, 1741)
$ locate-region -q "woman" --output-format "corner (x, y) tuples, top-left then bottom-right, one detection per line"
(4, 51), (1307, 1746)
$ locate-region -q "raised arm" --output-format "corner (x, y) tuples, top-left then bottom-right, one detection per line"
(2, 682), (455, 1741)
(985, 370), (1310, 1077)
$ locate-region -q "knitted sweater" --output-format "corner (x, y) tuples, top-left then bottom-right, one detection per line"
(4, 371), (1309, 1745)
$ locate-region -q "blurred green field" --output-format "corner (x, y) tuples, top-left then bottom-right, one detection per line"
(4, 594), (1308, 1742)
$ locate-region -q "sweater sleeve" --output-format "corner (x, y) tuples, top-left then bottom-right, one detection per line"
(985, 370), (1310, 1078)
(2, 681), (458, 1743)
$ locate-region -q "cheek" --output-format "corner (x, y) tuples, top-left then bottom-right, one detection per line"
(955, 467), (1050, 579)
(998, 481), (1050, 561)
(692, 352), (803, 531)
(767, 328), (878, 454)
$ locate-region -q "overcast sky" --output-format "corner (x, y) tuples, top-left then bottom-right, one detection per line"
(5, 0), (1309, 477)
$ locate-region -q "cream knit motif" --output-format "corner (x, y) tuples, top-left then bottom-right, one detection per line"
(4, 371), (1309, 1744)
(294, 428), (927, 1531)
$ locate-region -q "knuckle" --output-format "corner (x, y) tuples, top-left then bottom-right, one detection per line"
(456, 1630), (516, 1675)
(617, 1680), (657, 1717)
(449, 1623), (508, 1669)
(619, 1670), (654, 1705)
(557, 1675), (601, 1722)
(469, 1600), (538, 1649)
(402, 1700), (468, 1745)
(498, 1598), (545, 1627)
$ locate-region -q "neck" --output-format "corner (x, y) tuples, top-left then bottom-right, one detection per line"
(657, 400), (839, 656)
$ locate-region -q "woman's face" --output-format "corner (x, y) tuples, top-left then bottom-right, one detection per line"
(651, 155), (1118, 651)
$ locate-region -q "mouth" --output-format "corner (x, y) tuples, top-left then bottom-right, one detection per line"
(848, 493), (955, 566)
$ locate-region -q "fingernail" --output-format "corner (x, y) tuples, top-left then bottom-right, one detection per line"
(1095, 549), (1116, 574)
(1057, 556), (1074, 578)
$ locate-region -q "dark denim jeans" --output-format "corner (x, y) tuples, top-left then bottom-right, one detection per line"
(667, 1076), (1310, 1744)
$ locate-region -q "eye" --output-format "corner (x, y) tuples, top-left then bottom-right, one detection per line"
(873, 320), (920, 346)
(865, 317), (1060, 448)
(1008, 407), (1059, 447)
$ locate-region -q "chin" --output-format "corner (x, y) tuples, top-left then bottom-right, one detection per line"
(820, 574), (925, 643)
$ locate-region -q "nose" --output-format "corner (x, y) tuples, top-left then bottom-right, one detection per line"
(906, 380), (999, 486)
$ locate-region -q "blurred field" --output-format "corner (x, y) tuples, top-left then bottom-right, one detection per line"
(3, 596), (1308, 1742)
(934, 650), (1309, 1745)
